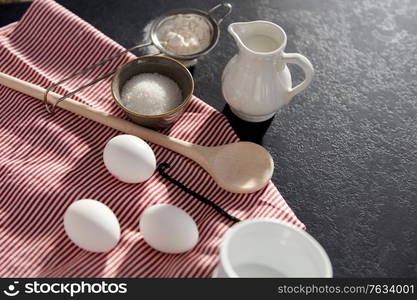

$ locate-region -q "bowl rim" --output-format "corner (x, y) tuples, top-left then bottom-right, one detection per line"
(111, 55), (194, 119)
(219, 219), (333, 278)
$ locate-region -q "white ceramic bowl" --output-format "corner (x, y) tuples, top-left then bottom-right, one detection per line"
(215, 219), (332, 278)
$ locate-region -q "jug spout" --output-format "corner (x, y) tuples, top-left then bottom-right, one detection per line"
(227, 22), (252, 53)
(227, 22), (247, 46)
(228, 21), (287, 56)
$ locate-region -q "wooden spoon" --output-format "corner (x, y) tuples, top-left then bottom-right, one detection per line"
(0, 72), (273, 193)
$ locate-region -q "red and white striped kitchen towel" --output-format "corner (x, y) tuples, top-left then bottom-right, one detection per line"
(0, 0), (304, 277)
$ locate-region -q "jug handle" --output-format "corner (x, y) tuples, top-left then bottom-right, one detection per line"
(282, 53), (314, 100)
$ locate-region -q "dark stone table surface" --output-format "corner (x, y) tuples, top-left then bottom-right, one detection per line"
(1, 0), (416, 277)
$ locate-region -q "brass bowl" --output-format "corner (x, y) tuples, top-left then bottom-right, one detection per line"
(111, 55), (194, 129)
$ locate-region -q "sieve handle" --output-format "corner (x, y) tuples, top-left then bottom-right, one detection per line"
(43, 42), (152, 115)
(208, 3), (232, 25)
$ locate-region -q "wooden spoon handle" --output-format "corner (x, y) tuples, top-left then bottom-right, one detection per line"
(0, 72), (201, 159)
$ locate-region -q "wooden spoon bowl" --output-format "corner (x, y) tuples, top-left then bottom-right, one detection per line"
(200, 142), (273, 193)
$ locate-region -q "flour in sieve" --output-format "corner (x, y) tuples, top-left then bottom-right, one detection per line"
(156, 14), (212, 55)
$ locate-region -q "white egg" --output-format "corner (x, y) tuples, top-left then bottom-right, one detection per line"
(103, 134), (156, 183)
(140, 204), (199, 254)
(64, 199), (121, 252)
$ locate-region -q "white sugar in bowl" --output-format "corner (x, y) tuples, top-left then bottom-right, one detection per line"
(139, 204), (199, 254)
(103, 134), (156, 183)
(64, 199), (121, 252)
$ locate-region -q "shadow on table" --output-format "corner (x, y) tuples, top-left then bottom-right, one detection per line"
(222, 105), (274, 144)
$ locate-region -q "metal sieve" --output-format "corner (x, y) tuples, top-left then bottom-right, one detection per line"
(43, 3), (232, 114)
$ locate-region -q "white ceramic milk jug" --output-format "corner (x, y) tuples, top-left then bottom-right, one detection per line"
(222, 21), (314, 122)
